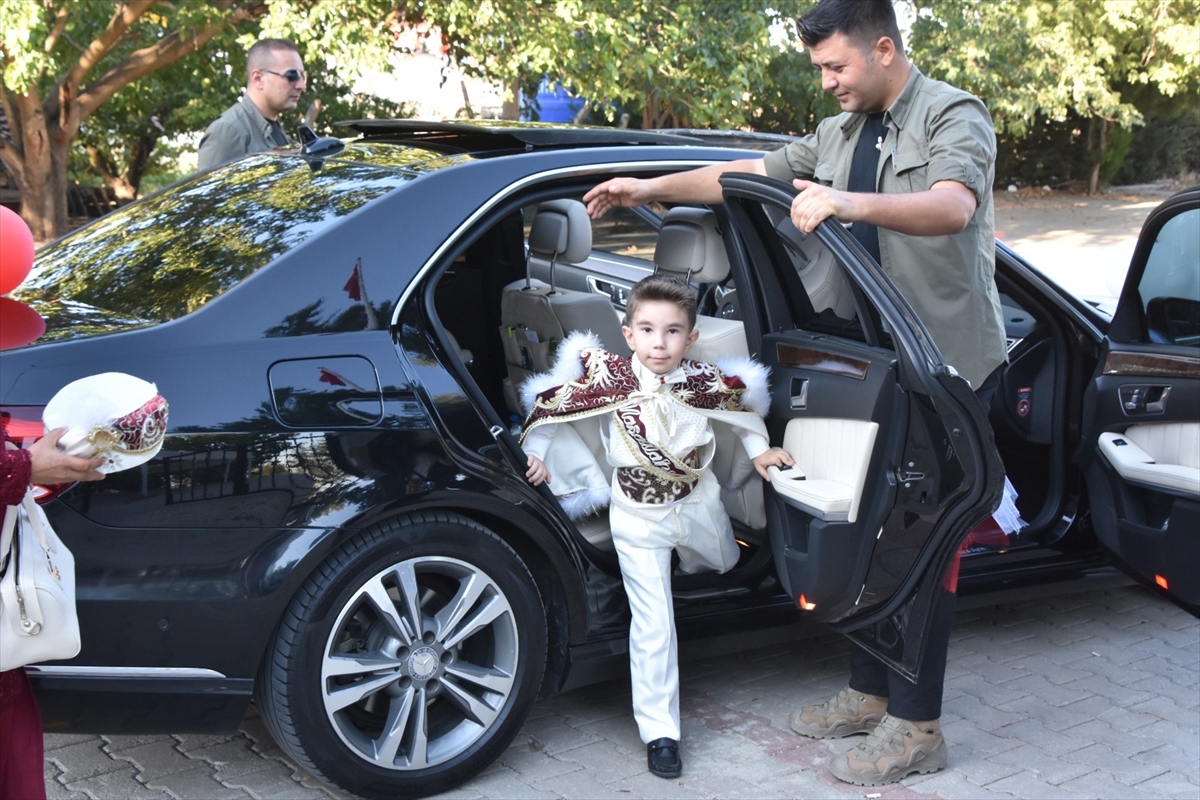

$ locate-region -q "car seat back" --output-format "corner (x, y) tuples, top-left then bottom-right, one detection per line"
(653, 207), (749, 362)
(653, 208), (764, 531)
(500, 200), (626, 411)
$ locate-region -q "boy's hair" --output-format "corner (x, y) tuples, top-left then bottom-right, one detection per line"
(798, 0), (903, 53)
(625, 274), (698, 331)
(247, 38), (300, 76)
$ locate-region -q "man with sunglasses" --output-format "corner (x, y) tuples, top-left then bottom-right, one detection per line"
(197, 39), (307, 171)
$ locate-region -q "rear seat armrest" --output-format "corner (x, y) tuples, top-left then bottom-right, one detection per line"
(1098, 430), (1200, 497)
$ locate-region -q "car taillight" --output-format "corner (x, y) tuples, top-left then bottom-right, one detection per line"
(1, 405), (70, 503)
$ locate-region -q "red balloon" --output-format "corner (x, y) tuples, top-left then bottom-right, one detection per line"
(0, 205), (36, 295)
(0, 296), (46, 350)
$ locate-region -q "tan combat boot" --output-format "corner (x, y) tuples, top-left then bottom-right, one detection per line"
(829, 713), (947, 785)
(788, 686), (887, 739)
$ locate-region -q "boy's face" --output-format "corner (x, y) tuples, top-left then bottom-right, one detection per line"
(622, 299), (698, 375)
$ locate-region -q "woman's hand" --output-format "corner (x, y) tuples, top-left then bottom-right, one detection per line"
(28, 427), (106, 484)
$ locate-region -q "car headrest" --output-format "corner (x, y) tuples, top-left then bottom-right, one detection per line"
(528, 199), (592, 264)
(653, 207), (730, 283)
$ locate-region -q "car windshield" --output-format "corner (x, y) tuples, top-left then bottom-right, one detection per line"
(18, 155), (411, 339)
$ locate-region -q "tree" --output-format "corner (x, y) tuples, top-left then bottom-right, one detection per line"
(747, 46), (841, 136)
(73, 42), (245, 203)
(0, 0), (409, 242)
(418, 0), (805, 129)
(905, 0), (1200, 193)
(73, 43), (410, 202)
(0, 2), (270, 241)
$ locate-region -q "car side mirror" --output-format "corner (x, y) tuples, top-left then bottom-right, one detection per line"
(1145, 296), (1200, 346)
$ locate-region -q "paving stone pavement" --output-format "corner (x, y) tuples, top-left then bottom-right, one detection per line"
(43, 584), (1199, 800)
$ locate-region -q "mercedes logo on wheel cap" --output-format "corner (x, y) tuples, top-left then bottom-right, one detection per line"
(408, 646), (440, 680)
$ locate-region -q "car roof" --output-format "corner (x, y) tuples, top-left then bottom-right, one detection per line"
(336, 119), (705, 154)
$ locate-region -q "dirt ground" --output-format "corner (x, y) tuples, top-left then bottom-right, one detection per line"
(993, 181), (1186, 304)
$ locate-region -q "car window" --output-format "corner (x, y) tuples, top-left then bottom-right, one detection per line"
(1139, 208), (1200, 346)
(762, 204), (872, 343)
(589, 204), (664, 260)
(20, 157), (411, 338)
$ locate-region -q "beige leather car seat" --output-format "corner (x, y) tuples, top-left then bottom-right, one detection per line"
(653, 207), (749, 362)
(653, 207), (764, 531)
(499, 200), (626, 411)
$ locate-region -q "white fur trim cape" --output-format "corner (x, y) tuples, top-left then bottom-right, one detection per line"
(519, 331), (772, 519)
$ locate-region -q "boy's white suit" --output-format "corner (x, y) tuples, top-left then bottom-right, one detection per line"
(521, 332), (771, 742)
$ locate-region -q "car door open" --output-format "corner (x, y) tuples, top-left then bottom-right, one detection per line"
(1081, 186), (1200, 614)
(718, 174), (1005, 680)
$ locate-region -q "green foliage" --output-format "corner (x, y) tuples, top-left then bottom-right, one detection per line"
(907, 0), (1200, 135)
(748, 47), (841, 136)
(64, 4), (412, 197)
(418, 0), (805, 129)
(1114, 109), (1200, 184)
(906, 0), (1200, 188)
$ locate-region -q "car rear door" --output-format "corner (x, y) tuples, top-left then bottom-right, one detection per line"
(1080, 187), (1200, 613)
(718, 174), (1005, 680)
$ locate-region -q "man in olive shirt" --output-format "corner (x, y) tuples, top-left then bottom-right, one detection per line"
(584, 0), (1007, 786)
(197, 39), (307, 171)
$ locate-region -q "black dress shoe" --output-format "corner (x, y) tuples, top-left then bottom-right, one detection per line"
(647, 737), (682, 778)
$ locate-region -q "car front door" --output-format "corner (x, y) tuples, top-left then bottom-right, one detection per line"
(718, 174), (1005, 680)
(1080, 187), (1200, 613)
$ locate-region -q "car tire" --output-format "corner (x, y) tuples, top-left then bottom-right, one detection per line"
(257, 511), (547, 800)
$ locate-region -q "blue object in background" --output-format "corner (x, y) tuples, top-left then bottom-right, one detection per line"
(521, 79), (586, 123)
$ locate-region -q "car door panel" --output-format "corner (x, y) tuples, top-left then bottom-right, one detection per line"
(1081, 189), (1200, 612)
(761, 332), (902, 621)
(719, 174), (1003, 679)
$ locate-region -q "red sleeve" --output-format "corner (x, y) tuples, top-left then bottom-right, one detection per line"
(0, 445), (33, 507)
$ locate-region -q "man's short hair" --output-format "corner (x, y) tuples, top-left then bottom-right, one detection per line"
(798, 0), (903, 53)
(246, 38), (300, 76)
(625, 274), (698, 331)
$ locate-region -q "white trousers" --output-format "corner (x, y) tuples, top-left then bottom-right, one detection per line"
(610, 471), (740, 743)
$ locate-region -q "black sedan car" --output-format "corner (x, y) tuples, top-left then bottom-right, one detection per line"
(2, 121), (1196, 799)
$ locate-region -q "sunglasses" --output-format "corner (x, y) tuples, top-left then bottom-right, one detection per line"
(261, 68), (306, 83)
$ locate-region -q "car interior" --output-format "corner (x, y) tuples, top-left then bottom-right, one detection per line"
(425, 174), (1147, 597)
(1082, 206), (1200, 606)
(429, 183), (784, 590)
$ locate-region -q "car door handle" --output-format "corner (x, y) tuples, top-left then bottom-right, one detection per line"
(790, 377), (809, 410)
(1145, 386), (1171, 413)
(1120, 384), (1171, 415)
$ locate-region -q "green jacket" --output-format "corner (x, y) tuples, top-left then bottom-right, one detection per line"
(197, 94), (288, 172)
(763, 66), (1007, 390)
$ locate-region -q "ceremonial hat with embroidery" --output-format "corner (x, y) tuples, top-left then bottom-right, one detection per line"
(43, 373), (169, 473)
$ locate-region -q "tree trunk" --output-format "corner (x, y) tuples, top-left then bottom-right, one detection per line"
(1088, 118), (1108, 197)
(87, 141), (140, 201)
(501, 78), (520, 120)
(3, 0), (264, 241)
(9, 93), (62, 243)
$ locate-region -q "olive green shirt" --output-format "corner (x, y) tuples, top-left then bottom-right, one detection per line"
(197, 94), (289, 172)
(762, 66), (1007, 389)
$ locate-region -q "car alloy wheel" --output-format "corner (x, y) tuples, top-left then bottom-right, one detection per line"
(322, 554), (520, 768)
(258, 512), (547, 800)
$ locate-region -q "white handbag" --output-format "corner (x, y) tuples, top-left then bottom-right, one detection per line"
(0, 487), (81, 671)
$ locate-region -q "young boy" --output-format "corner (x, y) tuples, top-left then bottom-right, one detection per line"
(520, 274), (793, 779)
